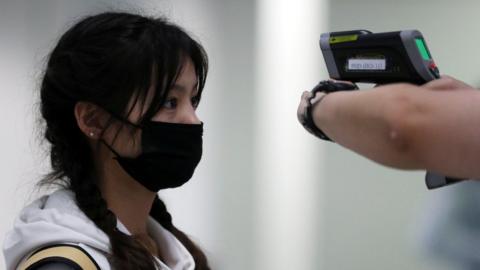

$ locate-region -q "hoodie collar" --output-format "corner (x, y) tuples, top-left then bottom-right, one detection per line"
(3, 189), (195, 270)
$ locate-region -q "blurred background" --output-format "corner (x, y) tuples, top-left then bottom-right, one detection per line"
(1, 0), (480, 269)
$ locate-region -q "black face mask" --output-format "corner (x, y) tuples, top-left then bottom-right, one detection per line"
(103, 120), (203, 192)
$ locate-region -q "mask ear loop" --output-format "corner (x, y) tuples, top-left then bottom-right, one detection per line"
(99, 110), (143, 158)
(100, 139), (123, 158)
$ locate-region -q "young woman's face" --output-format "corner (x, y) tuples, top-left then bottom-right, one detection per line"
(102, 57), (201, 158)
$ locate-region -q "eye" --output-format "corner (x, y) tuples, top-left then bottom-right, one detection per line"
(163, 98), (177, 109)
(191, 96), (200, 108)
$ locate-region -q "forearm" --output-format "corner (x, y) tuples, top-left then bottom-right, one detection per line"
(303, 76), (480, 178)
(312, 83), (424, 169)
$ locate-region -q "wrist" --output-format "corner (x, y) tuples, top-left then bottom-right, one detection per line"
(302, 80), (356, 141)
(305, 91), (331, 141)
(311, 92), (327, 131)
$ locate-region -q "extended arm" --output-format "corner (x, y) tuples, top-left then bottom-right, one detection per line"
(302, 77), (480, 178)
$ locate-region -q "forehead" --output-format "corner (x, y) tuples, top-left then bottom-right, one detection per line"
(170, 58), (198, 93)
(174, 58), (197, 83)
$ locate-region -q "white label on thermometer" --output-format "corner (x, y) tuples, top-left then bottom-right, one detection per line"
(348, 59), (386, 70)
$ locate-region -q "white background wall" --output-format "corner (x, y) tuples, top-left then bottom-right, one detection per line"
(1, 0), (480, 270)
(253, 1), (327, 269)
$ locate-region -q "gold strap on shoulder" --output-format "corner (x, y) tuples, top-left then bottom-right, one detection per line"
(18, 245), (99, 270)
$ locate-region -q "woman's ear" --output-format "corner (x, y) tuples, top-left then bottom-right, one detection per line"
(74, 102), (109, 140)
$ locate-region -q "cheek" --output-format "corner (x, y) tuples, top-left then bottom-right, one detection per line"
(150, 109), (176, 123)
(104, 124), (142, 158)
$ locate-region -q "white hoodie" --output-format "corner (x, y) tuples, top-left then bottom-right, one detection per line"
(3, 189), (195, 270)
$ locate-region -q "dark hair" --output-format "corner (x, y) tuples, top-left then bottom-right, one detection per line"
(39, 12), (209, 270)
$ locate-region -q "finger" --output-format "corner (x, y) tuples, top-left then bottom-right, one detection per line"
(298, 93), (311, 122)
(311, 92), (326, 104)
(301, 91), (312, 100)
(297, 102), (307, 123)
(423, 75), (473, 90)
(423, 78), (457, 90)
(297, 107), (303, 123)
(441, 75), (474, 89)
(299, 97), (308, 111)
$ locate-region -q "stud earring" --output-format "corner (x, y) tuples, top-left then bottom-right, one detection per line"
(89, 132), (95, 137)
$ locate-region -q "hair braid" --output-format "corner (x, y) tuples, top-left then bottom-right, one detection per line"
(150, 198), (211, 270)
(73, 179), (157, 269)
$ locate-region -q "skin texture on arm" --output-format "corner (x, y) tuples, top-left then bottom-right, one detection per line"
(310, 77), (480, 179)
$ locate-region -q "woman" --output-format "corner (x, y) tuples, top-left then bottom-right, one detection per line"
(3, 12), (210, 270)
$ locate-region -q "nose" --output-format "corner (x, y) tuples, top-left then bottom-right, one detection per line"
(178, 103), (201, 124)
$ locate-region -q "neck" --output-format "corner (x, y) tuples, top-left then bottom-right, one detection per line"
(98, 156), (157, 236)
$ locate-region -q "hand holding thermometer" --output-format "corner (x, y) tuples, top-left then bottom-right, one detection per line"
(319, 29), (465, 189)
